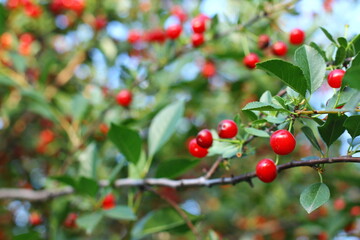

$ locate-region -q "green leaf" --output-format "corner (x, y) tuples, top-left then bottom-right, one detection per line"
(0, 75), (18, 87)
(343, 91), (360, 111)
(51, 175), (77, 188)
(343, 53), (360, 90)
(344, 115), (360, 138)
(9, 52), (26, 73)
(132, 208), (198, 237)
(109, 124), (142, 164)
(318, 114), (348, 147)
(78, 143), (98, 178)
(109, 158), (126, 183)
(103, 206), (136, 220)
(301, 126), (323, 154)
(256, 59), (308, 96)
(242, 101), (288, 112)
(300, 183), (330, 214)
(244, 127), (269, 138)
(309, 42), (327, 61)
(148, 101), (185, 157)
(334, 46), (346, 65)
(76, 177), (98, 197)
(320, 27), (337, 44)
(14, 231), (41, 240)
(351, 34), (360, 54)
(72, 94), (89, 121)
(326, 88), (358, 109)
(337, 37), (348, 48)
(76, 212), (103, 234)
(156, 159), (201, 178)
(294, 45), (326, 93)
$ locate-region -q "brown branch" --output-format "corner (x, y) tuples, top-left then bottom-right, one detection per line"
(295, 109), (360, 115)
(204, 157), (224, 179)
(0, 157), (359, 201)
(147, 187), (200, 240)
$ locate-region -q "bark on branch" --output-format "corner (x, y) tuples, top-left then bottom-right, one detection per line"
(0, 157), (359, 201)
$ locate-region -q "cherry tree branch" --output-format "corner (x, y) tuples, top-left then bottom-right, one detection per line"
(0, 157), (359, 201)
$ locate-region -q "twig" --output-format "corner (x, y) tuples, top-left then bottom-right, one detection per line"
(204, 157), (224, 179)
(295, 109), (360, 115)
(147, 187), (200, 240)
(0, 157), (359, 201)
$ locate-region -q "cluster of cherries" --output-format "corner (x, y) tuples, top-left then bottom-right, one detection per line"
(49, 0), (85, 15)
(189, 120), (296, 183)
(127, 6), (210, 48)
(243, 28), (306, 69)
(29, 193), (116, 228)
(7, 0), (42, 18)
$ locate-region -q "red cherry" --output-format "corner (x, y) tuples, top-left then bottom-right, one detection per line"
(29, 212), (42, 226)
(144, 28), (167, 43)
(191, 17), (206, 33)
(94, 16), (107, 31)
(99, 123), (109, 135)
(116, 89), (132, 107)
(102, 193), (116, 210)
(40, 129), (55, 145)
(272, 41), (288, 56)
(327, 69), (345, 88)
(201, 61), (216, 78)
(1, 33), (12, 50)
(127, 30), (142, 44)
(333, 198), (346, 211)
(188, 138), (208, 158)
(191, 33), (204, 47)
(289, 28), (305, 45)
(171, 5), (187, 22)
(256, 158), (277, 183)
(196, 129), (213, 148)
(350, 206), (360, 217)
(258, 34), (270, 49)
(270, 130), (296, 155)
(317, 232), (328, 240)
(20, 33), (34, 45)
(64, 213), (77, 228)
(166, 24), (182, 39)
(24, 3), (42, 18)
(243, 53), (260, 69)
(217, 120), (238, 138)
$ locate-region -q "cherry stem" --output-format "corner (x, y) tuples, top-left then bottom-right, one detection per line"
(318, 170), (323, 183)
(214, 138), (242, 144)
(275, 155), (280, 165)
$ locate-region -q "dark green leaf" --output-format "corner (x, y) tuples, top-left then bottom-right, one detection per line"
(13, 232), (41, 240)
(103, 206), (136, 220)
(351, 34), (360, 54)
(309, 42), (327, 61)
(300, 183), (330, 214)
(301, 126), (323, 154)
(256, 59), (308, 96)
(318, 114), (348, 147)
(242, 101), (288, 112)
(244, 127), (269, 138)
(344, 115), (360, 138)
(295, 45), (326, 93)
(343, 53), (360, 90)
(76, 177), (98, 197)
(109, 124), (142, 164)
(334, 47), (346, 65)
(76, 212), (103, 235)
(51, 175), (77, 188)
(242, 110), (258, 121)
(156, 159), (201, 178)
(148, 101), (185, 157)
(320, 27), (337, 44)
(337, 37), (348, 48)
(133, 208), (198, 237)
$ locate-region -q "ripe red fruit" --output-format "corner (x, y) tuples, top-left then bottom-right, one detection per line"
(272, 41), (288, 56)
(171, 5), (187, 22)
(29, 212), (42, 226)
(350, 206), (360, 216)
(327, 69), (345, 88)
(333, 198), (346, 211)
(144, 28), (167, 43)
(127, 30), (142, 44)
(188, 138), (208, 158)
(270, 130), (296, 155)
(191, 33), (204, 47)
(201, 61), (216, 78)
(64, 213), (77, 228)
(317, 232), (328, 240)
(256, 158), (277, 183)
(191, 17), (206, 33)
(289, 28), (305, 45)
(166, 24), (182, 39)
(99, 123), (109, 135)
(217, 120), (238, 138)
(243, 53), (260, 69)
(102, 193), (116, 210)
(116, 89), (132, 107)
(40, 129), (55, 145)
(94, 16), (107, 31)
(24, 3), (42, 18)
(258, 34), (270, 49)
(196, 129), (213, 148)
(0, 33), (12, 50)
